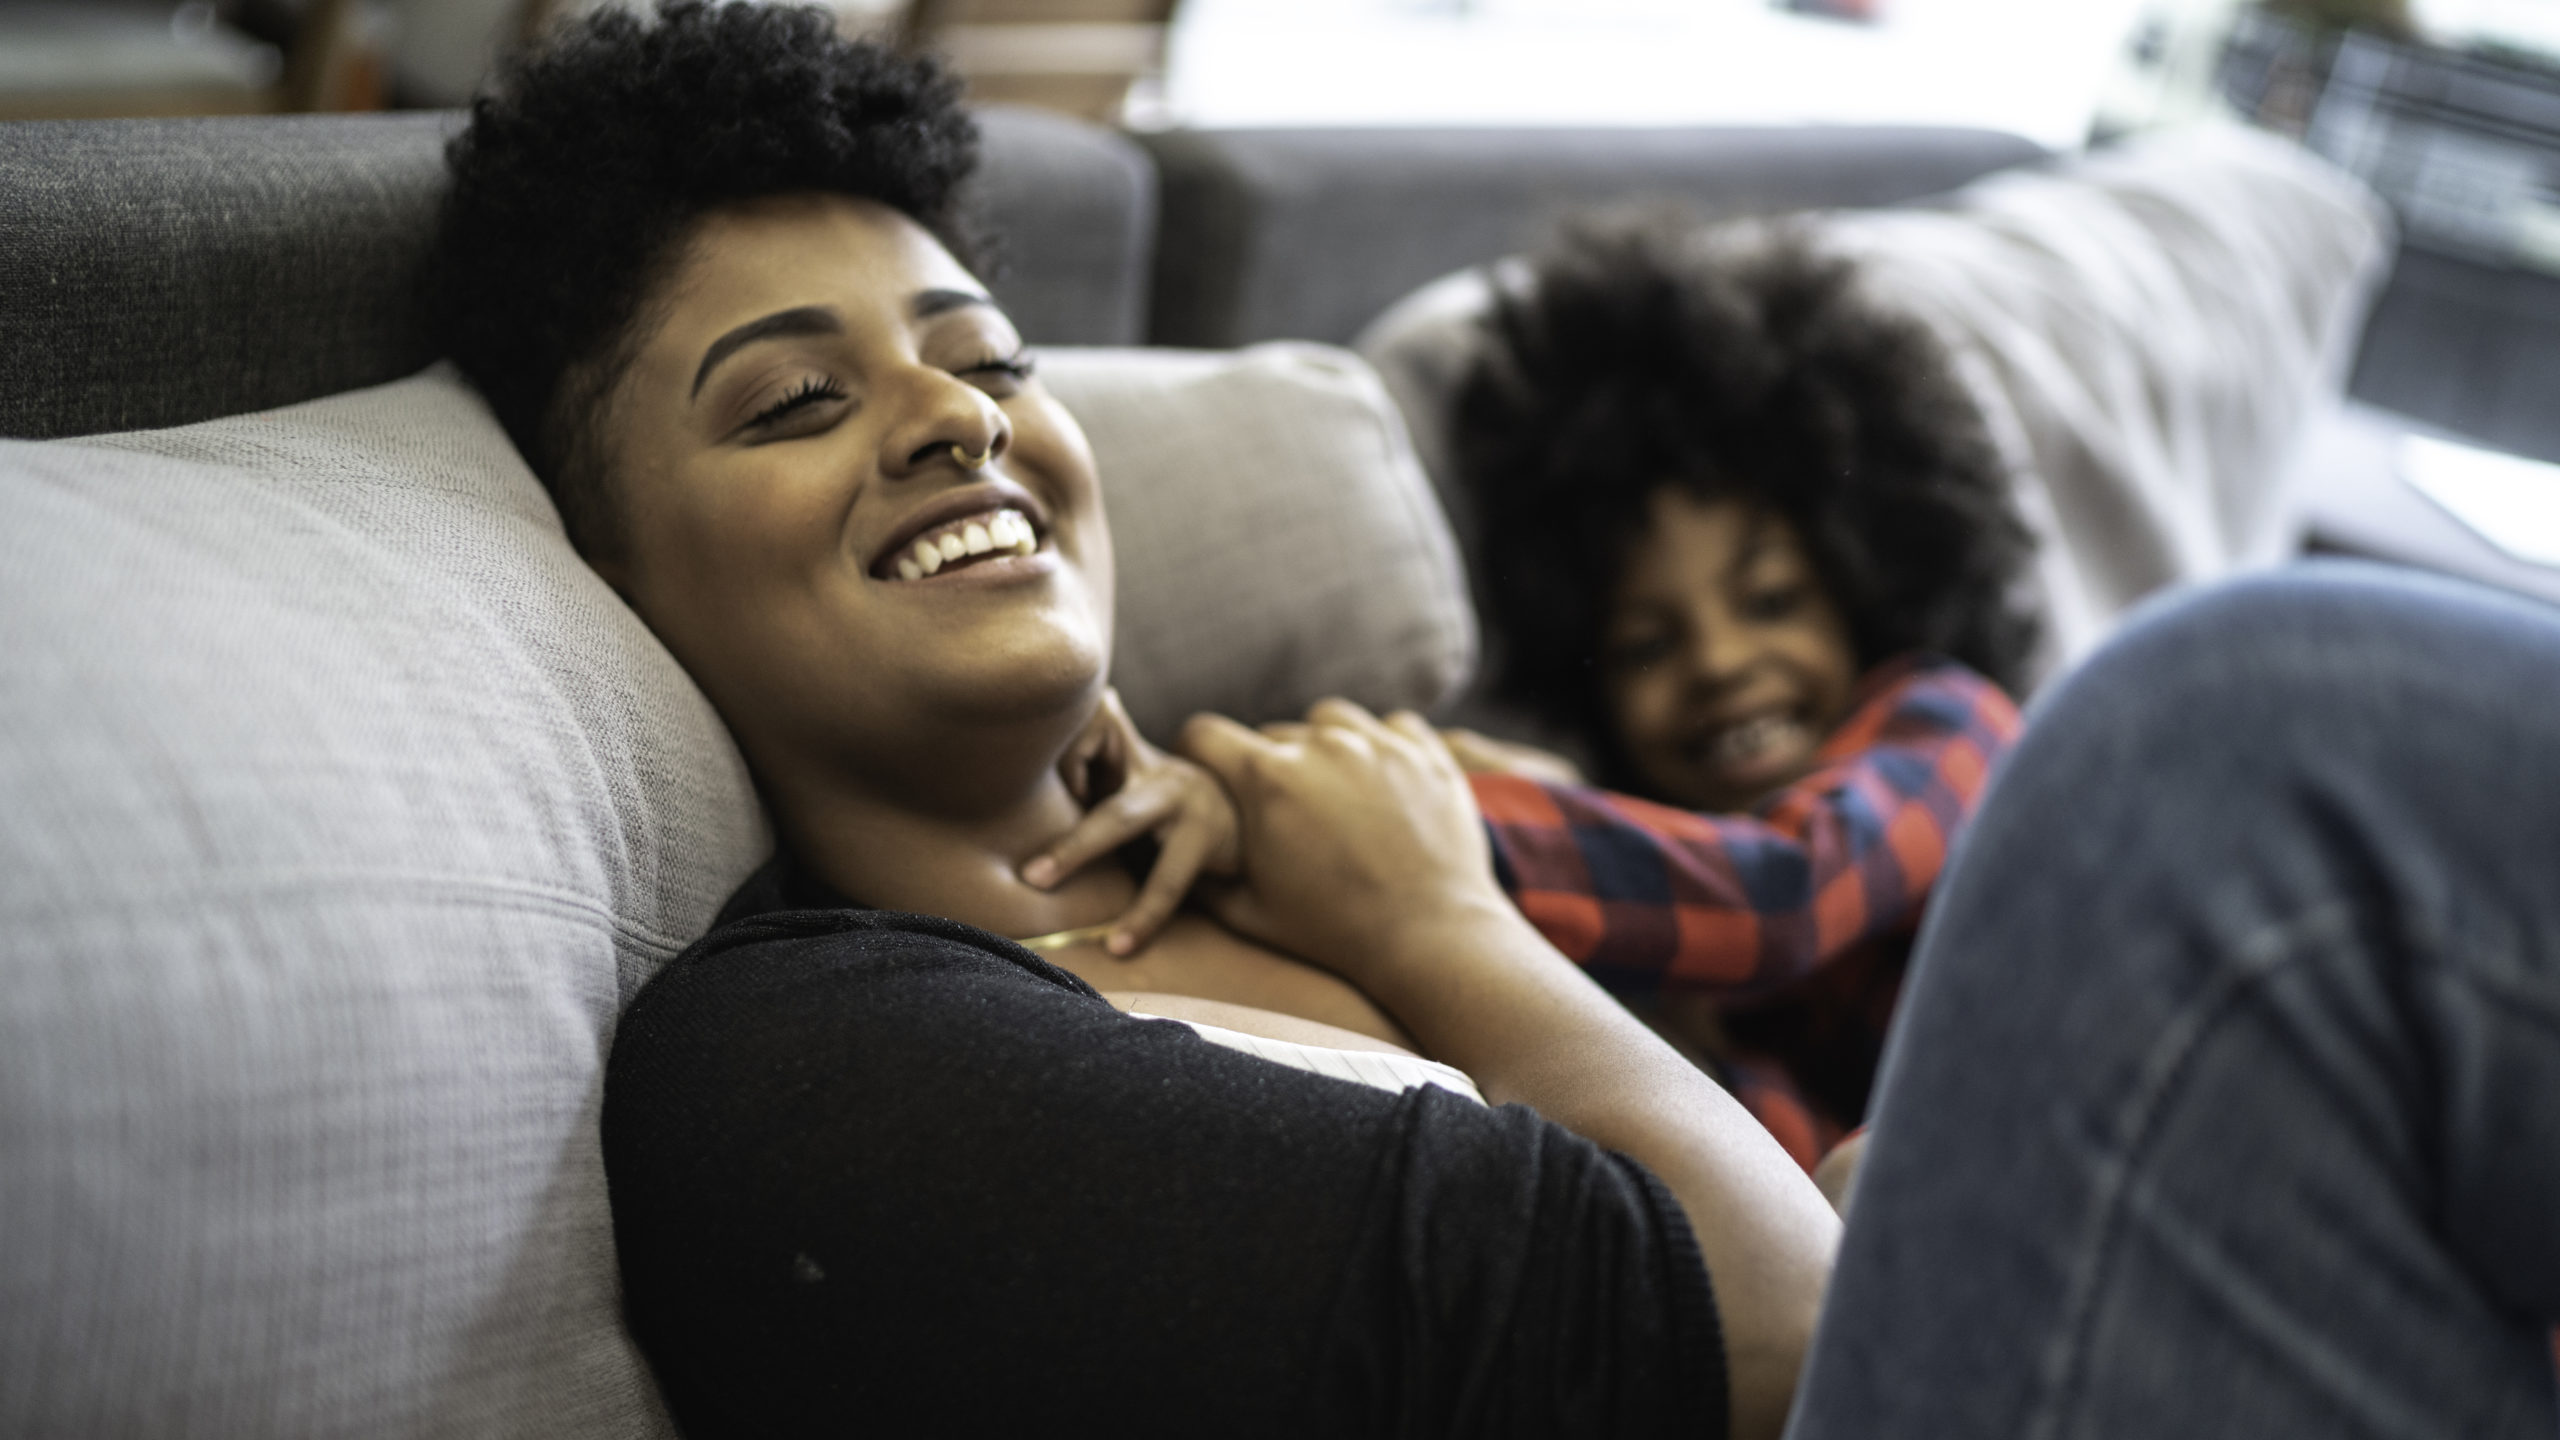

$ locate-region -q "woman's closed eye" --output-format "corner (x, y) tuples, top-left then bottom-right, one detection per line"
(961, 348), (1036, 397)
(746, 374), (851, 434)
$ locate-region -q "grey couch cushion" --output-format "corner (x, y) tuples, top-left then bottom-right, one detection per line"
(1045, 343), (1474, 739)
(1137, 124), (2047, 348)
(0, 105), (1157, 440)
(0, 340), (1464, 1436)
(1, 112), (458, 440)
(975, 104), (1159, 349)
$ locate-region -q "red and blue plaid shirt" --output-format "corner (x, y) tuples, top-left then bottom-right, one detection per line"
(1474, 654), (2022, 1162)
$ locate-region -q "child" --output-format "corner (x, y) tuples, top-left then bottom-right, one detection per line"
(1026, 215), (2042, 1172)
(1442, 214), (2042, 1167)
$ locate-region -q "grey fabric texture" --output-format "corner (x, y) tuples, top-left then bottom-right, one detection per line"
(0, 106), (1156, 440)
(1820, 124), (2393, 664)
(0, 112), (460, 440)
(1356, 125), (2393, 685)
(0, 342), (1467, 1435)
(971, 105), (1159, 349)
(1045, 343), (1476, 739)
(0, 368), (763, 1440)
(1137, 124), (2047, 349)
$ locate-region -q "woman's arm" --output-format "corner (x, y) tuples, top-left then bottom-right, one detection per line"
(1182, 702), (1840, 1440)
(1477, 655), (2020, 998)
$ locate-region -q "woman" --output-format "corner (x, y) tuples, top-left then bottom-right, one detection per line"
(429, 6), (1831, 1436)
(431, 6), (2558, 1436)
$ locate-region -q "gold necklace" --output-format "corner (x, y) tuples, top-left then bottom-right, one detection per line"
(1013, 921), (1117, 953)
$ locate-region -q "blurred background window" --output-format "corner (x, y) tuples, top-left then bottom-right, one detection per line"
(1151, 0), (2145, 147)
(10, 0), (2552, 156)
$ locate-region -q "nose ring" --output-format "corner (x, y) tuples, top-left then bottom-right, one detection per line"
(950, 443), (992, 470)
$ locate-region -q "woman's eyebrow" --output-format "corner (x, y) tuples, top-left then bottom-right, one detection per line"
(911, 287), (993, 320)
(692, 306), (842, 399)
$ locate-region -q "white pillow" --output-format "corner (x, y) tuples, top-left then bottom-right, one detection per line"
(0, 345), (1470, 1437)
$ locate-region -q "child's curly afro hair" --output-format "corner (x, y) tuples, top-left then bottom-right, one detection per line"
(424, 1), (980, 560)
(1454, 212), (2042, 773)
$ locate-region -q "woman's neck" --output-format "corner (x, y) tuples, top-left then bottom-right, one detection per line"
(769, 731), (1136, 943)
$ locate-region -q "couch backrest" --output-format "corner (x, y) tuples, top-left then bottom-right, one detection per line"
(0, 105), (1158, 439)
(1138, 124), (2047, 348)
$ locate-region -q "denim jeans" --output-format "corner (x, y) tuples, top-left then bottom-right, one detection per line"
(1789, 564), (2560, 1438)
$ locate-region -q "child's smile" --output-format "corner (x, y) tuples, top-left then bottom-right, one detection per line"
(1601, 489), (1859, 812)
(1692, 709), (1823, 791)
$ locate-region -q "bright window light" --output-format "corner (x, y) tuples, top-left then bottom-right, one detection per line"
(1157, 0), (2150, 147)
(2401, 434), (2560, 568)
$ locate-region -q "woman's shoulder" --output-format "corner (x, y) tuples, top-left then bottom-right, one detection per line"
(606, 859), (1118, 1114)
(682, 850), (1105, 995)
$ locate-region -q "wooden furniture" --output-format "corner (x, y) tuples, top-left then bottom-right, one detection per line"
(902, 0), (1182, 124)
(0, 0), (358, 120)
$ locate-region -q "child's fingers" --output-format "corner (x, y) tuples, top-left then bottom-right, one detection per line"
(1177, 711), (1279, 787)
(1104, 822), (1218, 955)
(1020, 779), (1176, 889)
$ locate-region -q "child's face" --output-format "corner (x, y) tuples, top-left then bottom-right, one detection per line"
(1599, 489), (1859, 812)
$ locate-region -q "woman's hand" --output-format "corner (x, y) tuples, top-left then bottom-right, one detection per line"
(1184, 697), (1838, 1440)
(1177, 700), (1514, 988)
(1021, 687), (1240, 955)
(1438, 727), (1587, 788)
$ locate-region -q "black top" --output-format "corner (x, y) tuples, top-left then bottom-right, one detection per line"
(602, 860), (1727, 1437)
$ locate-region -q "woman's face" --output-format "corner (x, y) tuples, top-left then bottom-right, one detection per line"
(1600, 488), (1858, 812)
(595, 193), (1112, 810)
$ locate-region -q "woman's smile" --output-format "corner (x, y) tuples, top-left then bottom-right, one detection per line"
(864, 477), (1053, 581)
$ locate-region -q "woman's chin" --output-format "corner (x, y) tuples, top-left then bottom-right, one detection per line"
(914, 636), (1109, 727)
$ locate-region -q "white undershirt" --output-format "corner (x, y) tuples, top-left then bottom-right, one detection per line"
(1131, 1011), (1485, 1105)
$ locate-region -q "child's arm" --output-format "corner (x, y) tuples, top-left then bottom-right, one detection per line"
(1473, 655), (2022, 999)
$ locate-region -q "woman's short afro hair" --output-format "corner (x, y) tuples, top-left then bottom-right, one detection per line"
(1453, 212), (2043, 780)
(424, 1), (980, 558)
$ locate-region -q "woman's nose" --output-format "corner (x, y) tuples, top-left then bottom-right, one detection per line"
(880, 368), (1009, 479)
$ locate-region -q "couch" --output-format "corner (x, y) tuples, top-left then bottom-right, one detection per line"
(2, 102), (2229, 1436)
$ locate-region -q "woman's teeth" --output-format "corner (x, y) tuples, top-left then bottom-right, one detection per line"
(1710, 713), (1812, 770)
(892, 508), (1038, 580)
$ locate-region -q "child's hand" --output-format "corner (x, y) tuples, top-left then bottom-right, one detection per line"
(1022, 687), (1241, 955)
(1438, 727), (1587, 788)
